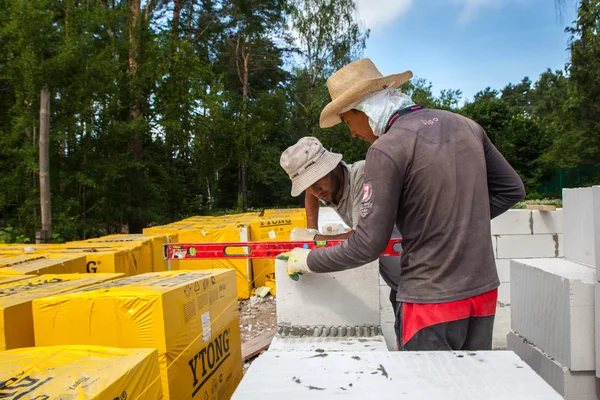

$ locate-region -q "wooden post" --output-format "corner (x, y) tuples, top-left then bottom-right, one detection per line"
(37, 85), (52, 244)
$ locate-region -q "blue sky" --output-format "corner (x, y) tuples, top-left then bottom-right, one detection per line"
(356, 0), (578, 104)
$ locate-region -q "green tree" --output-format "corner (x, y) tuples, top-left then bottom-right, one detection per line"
(288, 0), (369, 142)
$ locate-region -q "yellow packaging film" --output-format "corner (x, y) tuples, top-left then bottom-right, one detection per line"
(71, 234), (164, 273)
(0, 273), (123, 350)
(0, 345), (162, 399)
(58, 242), (150, 275)
(249, 213), (306, 294)
(39, 246), (140, 276)
(0, 244), (142, 276)
(0, 254), (87, 276)
(262, 207), (306, 216)
(102, 233), (172, 272)
(33, 270), (243, 400)
(0, 275), (29, 285)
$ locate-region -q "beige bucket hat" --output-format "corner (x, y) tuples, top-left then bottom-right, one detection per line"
(280, 137), (343, 197)
(320, 58), (413, 128)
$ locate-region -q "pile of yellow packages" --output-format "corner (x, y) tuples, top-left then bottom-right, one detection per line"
(144, 208), (307, 298)
(0, 208), (305, 399)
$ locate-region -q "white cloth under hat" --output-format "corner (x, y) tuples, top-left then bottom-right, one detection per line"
(320, 58), (412, 128)
(280, 137), (343, 197)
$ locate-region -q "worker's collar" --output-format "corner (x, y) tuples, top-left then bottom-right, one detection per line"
(383, 105), (425, 134)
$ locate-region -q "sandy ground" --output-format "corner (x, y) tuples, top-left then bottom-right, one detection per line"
(492, 303), (511, 350)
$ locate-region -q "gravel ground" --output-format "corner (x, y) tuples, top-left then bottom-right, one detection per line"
(238, 294), (277, 373)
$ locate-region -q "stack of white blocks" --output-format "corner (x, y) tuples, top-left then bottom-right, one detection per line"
(507, 186), (600, 400)
(491, 208), (564, 305)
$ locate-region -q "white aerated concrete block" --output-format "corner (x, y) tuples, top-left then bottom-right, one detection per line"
(317, 207), (350, 232)
(492, 210), (533, 235)
(498, 282), (511, 306)
(596, 283), (600, 378)
(275, 258), (379, 327)
(532, 209), (563, 234)
(507, 331), (599, 400)
(563, 186), (600, 272)
(496, 234), (562, 259)
(234, 350), (563, 399)
(496, 259), (511, 283)
(511, 258), (595, 371)
(379, 285), (396, 350)
(268, 335), (389, 352)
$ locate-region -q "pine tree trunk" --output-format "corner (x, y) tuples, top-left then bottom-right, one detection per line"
(128, 0), (145, 233)
(38, 85), (52, 244)
(241, 48), (249, 212)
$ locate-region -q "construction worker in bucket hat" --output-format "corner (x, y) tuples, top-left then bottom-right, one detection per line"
(279, 136), (402, 314)
(279, 58), (526, 351)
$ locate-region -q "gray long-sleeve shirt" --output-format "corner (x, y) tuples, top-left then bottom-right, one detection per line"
(307, 108), (526, 303)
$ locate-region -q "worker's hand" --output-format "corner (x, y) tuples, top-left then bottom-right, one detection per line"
(276, 248), (312, 281)
(290, 227), (319, 242)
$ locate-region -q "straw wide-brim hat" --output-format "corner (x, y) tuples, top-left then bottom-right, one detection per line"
(320, 58), (413, 128)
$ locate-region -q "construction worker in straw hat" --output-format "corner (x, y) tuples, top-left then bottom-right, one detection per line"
(278, 58), (526, 351)
(279, 136), (402, 313)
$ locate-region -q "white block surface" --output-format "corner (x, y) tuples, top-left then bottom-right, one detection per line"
(563, 186), (600, 270)
(269, 335), (388, 352)
(275, 259), (379, 327)
(511, 258), (596, 371)
(596, 283), (600, 378)
(233, 351), (563, 399)
(317, 207), (350, 232)
(496, 234), (562, 259)
(532, 209), (563, 234)
(379, 285), (396, 350)
(492, 210), (532, 235)
(498, 282), (511, 305)
(508, 331), (599, 400)
(496, 259), (511, 283)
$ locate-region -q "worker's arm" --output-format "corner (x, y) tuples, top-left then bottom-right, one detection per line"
(304, 191), (320, 229)
(483, 132), (526, 219)
(305, 188), (354, 240)
(314, 231), (353, 241)
(307, 147), (403, 273)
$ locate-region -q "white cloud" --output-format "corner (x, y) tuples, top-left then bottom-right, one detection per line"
(354, 0), (414, 32)
(453, 0), (501, 24)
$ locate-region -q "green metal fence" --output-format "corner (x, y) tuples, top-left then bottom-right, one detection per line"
(537, 164), (600, 196)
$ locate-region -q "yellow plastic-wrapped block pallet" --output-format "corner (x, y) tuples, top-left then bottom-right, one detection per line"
(56, 242), (151, 275)
(102, 233), (173, 272)
(0, 244), (142, 276)
(0, 275), (29, 285)
(0, 345), (162, 399)
(0, 254), (87, 275)
(262, 207), (306, 216)
(33, 270), (243, 400)
(73, 233), (171, 272)
(147, 223), (253, 299)
(249, 211), (307, 295)
(0, 273), (123, 350)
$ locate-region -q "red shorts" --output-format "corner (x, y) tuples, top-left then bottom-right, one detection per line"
(395, 289), (498, 351)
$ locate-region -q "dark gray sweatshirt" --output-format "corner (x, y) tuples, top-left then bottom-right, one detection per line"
(307, 108), (526, 303)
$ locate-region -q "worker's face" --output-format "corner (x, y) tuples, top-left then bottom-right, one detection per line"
(339, 109), (378, 144)
(307, 171), (341, 203)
